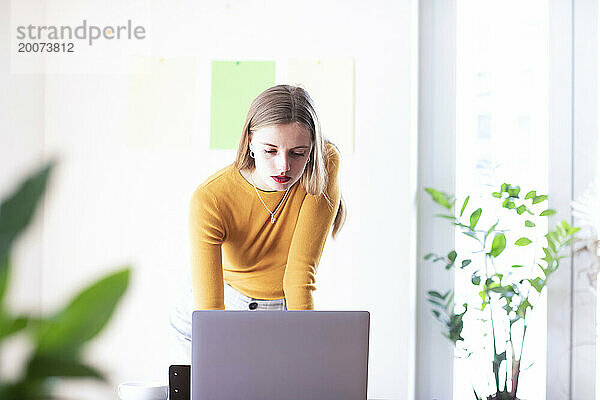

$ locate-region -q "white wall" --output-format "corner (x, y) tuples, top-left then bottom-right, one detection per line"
(2, 0), (419, 399)
(0, 0), (45, 383)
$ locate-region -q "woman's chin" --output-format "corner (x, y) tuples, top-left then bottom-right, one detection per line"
(269, 183), (289, 191)
(264, 176), (292, 191)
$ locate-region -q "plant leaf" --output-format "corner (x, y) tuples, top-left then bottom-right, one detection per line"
(502, 198), (516, 209)
(533, 195), (548, 204)
(517, 298), (532, 319)
(427, 290), (446, 300)
(485, 220), (499, 241)
(0, 380), (50, 399)
(461, 259), (472, 269)
(490, 233), (506, 257)
(524, 190), (536, 200)
(540, 209), (556, 217)
(563, 221), (580, 235)
(529, 277), (545, 293)
(447, 251), (457, 262)
(0, 313), (28, 341)
(35, 268), (131, 356)
(507, 186), (521, 197)
(26, 354), (106, 381)
(515, 237), (532, 246)
(460, 196), (470, 217)
(435, 214), (457, 220)
(469, 208), (482, 230)
(479, 289), (488, 309)
(0, 162), (54, 280)
(525, 220), (536, 227)
(425, 188), (454, 210)
(445, 250), (457, 270)
(0, 258), (8, 306)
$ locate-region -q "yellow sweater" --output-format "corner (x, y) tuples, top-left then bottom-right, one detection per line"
(189, 144), (341, 310)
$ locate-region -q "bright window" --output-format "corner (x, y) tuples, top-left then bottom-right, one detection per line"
(455, 1), (549, 398)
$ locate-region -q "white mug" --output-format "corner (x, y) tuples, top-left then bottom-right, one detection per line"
(117, 382), (168, 400)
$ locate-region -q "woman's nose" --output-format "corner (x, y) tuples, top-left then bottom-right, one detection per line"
(276, 154), (291, 174)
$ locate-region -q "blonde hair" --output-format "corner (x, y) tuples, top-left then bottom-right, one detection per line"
(234, 85), (346, 239)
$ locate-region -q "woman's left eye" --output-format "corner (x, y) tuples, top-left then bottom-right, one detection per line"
(292, 153), (306, 157)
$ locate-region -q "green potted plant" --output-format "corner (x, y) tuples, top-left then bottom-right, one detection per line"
(424, 183), (579, 400)
(0, 162), (131, 399)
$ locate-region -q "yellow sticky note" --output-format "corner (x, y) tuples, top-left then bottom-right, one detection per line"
(278, 59), (355, 155)
(127, 56), (196, 148)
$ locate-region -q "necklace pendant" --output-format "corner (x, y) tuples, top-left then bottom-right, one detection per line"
(270, 215), (276, 224)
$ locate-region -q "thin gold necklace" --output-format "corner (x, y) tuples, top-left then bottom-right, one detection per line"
(250, 172), (291, 224)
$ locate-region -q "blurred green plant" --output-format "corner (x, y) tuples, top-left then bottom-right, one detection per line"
(0, 162), (130, 399)
(424, 184), (579, 400)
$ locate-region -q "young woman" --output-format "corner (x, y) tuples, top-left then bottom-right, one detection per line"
(169, 84), (346, 364)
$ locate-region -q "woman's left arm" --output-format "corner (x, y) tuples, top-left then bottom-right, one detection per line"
(283, 144), (341, 310)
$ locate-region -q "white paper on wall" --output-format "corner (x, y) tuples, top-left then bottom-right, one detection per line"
(277, 59), (355, 156)
(127, 55), (196, 148)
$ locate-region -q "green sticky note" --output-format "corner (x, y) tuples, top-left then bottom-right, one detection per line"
(210, 61), (276, 149)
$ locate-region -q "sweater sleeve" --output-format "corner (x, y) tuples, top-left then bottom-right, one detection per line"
(189, 186), (226, 310)
(283, 144), (341, 310)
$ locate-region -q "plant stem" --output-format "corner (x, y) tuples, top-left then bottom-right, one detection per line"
(485, 254), (501, 395)
(489, 257), (507, 395)
(512, 324), (527, 396)
(504, 338), (509, 392)
(510, 229), (538, 397)
(509, 324), (516, 398)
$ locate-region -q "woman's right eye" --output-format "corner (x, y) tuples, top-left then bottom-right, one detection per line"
(264, 150), (276, 154)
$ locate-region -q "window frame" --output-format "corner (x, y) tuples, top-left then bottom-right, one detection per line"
(416, 1), (457, 399)
(548, 0), (598, 399)
(417, 0), (599, 398)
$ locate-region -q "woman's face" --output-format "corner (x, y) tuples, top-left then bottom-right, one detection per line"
(249, 123), (313, 191)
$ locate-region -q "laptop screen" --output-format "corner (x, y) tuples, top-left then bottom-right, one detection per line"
(191, 310), (370, 400)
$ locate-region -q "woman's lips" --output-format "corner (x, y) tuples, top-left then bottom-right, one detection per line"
(272, 176), (291, 183)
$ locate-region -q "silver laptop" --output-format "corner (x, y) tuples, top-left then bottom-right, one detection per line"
(191, 310), (370, 400)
